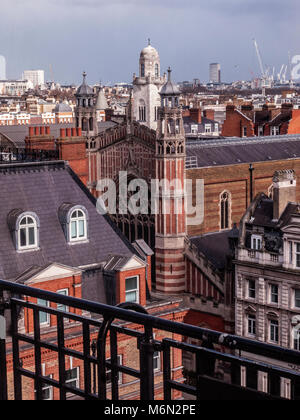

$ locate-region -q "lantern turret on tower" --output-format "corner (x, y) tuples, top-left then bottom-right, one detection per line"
(75, 72), (97, 137)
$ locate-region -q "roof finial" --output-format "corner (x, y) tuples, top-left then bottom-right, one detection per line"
(82, 71), (87, 83)
(148, 38), (151, 46)
(167, 67), (172, 81)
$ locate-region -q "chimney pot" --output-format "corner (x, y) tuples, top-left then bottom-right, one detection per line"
(272, 169), (296, 220)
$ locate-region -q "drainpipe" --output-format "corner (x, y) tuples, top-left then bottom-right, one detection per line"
(249, 163), (254, 204)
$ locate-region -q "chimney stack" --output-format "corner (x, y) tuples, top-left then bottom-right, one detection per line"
(189, 108), (202, 124)
(272, 170), (296, 220)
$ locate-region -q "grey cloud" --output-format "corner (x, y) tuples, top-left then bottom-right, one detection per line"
(0, 0), (299, 84)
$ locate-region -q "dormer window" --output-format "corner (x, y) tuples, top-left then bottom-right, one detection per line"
(58, 204), (89, 244)
(70, 209), (87, 242)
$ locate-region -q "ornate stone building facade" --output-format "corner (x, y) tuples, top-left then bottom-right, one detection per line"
(235, 170), (300, 396)
(132, 41), (166, 130)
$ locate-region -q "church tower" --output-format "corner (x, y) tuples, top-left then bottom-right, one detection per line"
(75, 72), (97, 137)
(132, 41), (166, 131)
(155, 68), (186, 294)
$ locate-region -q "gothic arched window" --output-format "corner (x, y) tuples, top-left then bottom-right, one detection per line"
(155, 63), (159, 78)
(82, 118), (88, 131)
(141, 63), (145, 77)
(220, 191), (231, 230)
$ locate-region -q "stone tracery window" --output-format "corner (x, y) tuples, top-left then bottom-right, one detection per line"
(220, 191), (231, 230)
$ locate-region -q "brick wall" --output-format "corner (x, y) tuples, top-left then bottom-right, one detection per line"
(186, 158), (300, 236)
(222, 105), (255, 137)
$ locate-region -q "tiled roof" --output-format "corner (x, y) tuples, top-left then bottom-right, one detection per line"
(0, 123), (74, 148)
(0, 161), (134, 281)
(186, 134), (300, 168)
(190, 230), (233, 271)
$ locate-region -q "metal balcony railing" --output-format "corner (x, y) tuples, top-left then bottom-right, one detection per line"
(0, 279), (300, 400)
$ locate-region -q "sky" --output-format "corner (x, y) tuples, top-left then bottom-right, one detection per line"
(1, 0), (300, 85)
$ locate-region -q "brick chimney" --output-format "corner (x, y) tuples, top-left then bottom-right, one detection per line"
(56, 128), (88, 186)
(203, 109), (215, 121)
(272, 170), (296, 220)
(189, 108), (202, 124)
(25, 126), (55, 151)
(241, 103), (254, 120)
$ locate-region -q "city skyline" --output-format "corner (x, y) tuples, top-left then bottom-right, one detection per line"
(1, 0), (299, 85)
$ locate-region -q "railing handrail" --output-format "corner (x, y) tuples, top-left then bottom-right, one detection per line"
(0, 279), (300, 366)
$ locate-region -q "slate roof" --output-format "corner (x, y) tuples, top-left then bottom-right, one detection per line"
(186, 134), (300, 168)
(190, 230), (233, 271)
(250, 197), (275, 227)
(97, 121), (118, 133)
(0, 160), (134, 282)
(0, 123), (74, 148)
(53, 103), (72, 113)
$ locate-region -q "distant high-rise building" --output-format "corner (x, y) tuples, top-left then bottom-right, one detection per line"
(209, 63), (221, 83)
(22, 70), (45, 87)
(0, 56), (6, 80)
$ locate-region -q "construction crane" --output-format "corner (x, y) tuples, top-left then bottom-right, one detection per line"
(277, 64), (285, 81)
(253, 38), (266, 79)
(282, 64), (288, 82)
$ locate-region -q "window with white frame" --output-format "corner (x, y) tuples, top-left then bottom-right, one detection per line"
(242, 126), (247, 137)
(125, 276), (139, 304)
(205, 124), (211, 133)
(248, 279), (256, 299)
(295, 290), (300, 309)
(37, 299), (50, 325)
(57, 289), (69, 312)
(270, 284), (279, 304)
(18, 215), (38, 250)
(293, 326), (300, 351)
(106, 355), (122, 385)
(70, 209), (87, 242)
(270, 320), (279, 343)
(258, 126), (264, 136)
(65, 367), (79, 389)
(153, 333), (161, 372)
(271, 126), (280, 136)
(251, 235), (262, 250)
(248, 314), (256, 336)
(191, 124), (198, 134)
(34, 375), (53, 400)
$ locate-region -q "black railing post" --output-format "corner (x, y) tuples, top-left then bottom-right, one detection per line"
(139, 325), (155, 400)
(0, 288), (8, 400)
